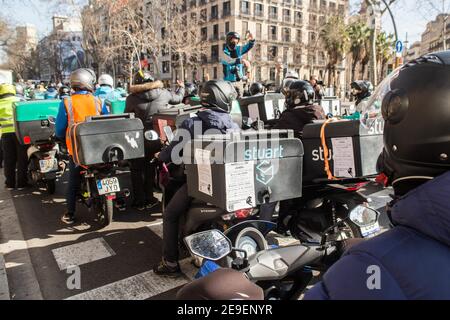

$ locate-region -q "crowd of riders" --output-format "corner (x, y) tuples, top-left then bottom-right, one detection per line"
(1, 30), (448, 300)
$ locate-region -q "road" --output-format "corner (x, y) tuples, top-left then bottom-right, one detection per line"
(0, 169), (393, 300)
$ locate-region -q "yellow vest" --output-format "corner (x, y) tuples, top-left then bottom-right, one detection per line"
(0, 96), (19, 136)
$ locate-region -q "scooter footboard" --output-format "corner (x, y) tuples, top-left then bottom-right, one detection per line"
(247, 245), (324, 281)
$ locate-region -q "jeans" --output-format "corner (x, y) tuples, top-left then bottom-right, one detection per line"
(2, 133), (28, 188)
(162, 183), (192, 263)
(66, 157), (82, 215)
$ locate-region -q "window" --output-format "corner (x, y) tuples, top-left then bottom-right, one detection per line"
(269, 26), (277, 41)
(213, 24), (219, 40)
(295, 0), (303, 5)
(256, 23), (262, 39)
(223, 1), (231, 17)
(213, 67), (218, 79)
(294, 52), (302, 64)
(283, 9), (291, 22)
(241, 1), (250, 14)
(268, 46), (278, 61)
(283, 47), (289, 63)
(162, 44), (169, 56)
(225, 21), (230, 34)
(269, 6), (278, 20)
(242, 21), (248, 37)
(254, 44), (262, 58)
(320, 0), (327, 9)
(295, 11), (303, 24)
(201, 27), (208, 41)
(161, 27), (166, 39)
(319, 16), (326, 26)
(256, 66), (262, 81)
(309, 32), (316, 42)
(190, 0), (196, 7)
(254, 3), (263, 17)
(211, 45), (219, 62)
(269, 67), (276, 81)
(296, 29), (302, 43)
(162, 61), (170, 74)
(211, 5), (218, 19)
(309, 14), (317, 26)
(283, 28), (291, 42)
(200, 9), (207, 22)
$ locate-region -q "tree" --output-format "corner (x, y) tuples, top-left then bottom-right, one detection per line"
(320, 16), (349, 89)
(348, 20), (371, 82)
(376, 31), (395, 80)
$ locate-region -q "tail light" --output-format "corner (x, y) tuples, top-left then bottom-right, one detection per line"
(23, 136), (31, 145)
(234, 208), (253, 219)
(345, 182), (368, 192)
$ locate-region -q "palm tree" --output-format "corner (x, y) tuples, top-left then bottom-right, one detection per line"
(320, 16), (349, 89)
(347, 21), (371, 82)
(376, 32), (395, 80)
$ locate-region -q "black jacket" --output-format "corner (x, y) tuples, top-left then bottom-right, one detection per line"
(125, 81), (185, 129)
(274, 104), (326, 138)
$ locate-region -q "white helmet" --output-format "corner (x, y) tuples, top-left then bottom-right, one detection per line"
(285, 70), (299, 80)
(98, 74), (114, 88)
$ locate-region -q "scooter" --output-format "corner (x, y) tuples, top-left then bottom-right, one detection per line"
(179, 205), (380, 300)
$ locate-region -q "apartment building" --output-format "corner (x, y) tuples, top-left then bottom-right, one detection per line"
(420, 13), (450, 56)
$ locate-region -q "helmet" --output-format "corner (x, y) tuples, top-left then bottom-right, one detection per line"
(70, 68), (96, 92)
(0, 83), (16, 97)
(15, 83), (24, 96)
(59, 86), (71, 97)
(285, 80), (315, 109)
(226, 32), (241, 49)
(281, 78), (295, 96)
(285, 70), (299, 80)
(351, 80), (371, 96)
(98, 74), (114, 88)
(200, 80), (238, 113)
(369, 51), (450, 187)
(249, 82), (264, 96)
(133, 70), (154, 85)
(185, 83), (198, 96)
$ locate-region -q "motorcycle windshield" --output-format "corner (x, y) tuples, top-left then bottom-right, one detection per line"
(360, 68), (401, 129)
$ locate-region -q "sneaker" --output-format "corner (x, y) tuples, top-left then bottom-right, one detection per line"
(133, 204), (147, 212)
(153, 260), (182, 278)
(61, 213), (76, 224)
(145, 200), (160, 210)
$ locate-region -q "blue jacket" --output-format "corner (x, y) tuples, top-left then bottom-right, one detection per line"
(305, 172), (450, 300)
(94, 85), (124, 101)
(55, 91), (110, 139)
(222, 40), (255, 82)
(159, 109), (239, 163)
(45, 88), (58, 100)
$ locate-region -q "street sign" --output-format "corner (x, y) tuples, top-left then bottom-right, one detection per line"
(395, 41), (403, 53)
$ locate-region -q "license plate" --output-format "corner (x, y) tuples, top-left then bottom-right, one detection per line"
(39, 158), (57, 173)
(359, 222), (381, 238)
(97, 177), (120, 195)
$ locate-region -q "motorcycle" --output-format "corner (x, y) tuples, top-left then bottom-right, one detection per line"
(180, 204), (380, 300)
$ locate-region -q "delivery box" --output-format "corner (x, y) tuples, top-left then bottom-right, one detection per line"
(238, 93), (286, 124)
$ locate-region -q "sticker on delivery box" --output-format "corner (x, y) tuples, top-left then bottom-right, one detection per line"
(225, 162), (256, 212)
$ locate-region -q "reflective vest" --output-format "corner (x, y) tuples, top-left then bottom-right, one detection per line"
(0, 96), (19, 136)
(64, 94), (102, 156)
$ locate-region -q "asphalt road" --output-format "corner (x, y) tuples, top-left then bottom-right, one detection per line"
(0, 169), (392, 300)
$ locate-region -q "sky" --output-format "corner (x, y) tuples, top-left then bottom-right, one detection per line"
(2, 0), (449, 46)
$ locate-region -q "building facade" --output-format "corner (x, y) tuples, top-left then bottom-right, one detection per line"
(420, 13), (450, 56)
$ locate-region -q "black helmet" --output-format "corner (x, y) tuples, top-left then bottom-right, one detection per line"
(14, 83), (24, 96)
(281, 78), (295, 96)
(133, 70), (154, 85)
(200, 80), (238, 113)
(70, 68), (96, 92)
(351, 80), (372, 101)
(226, 32), (241, 49)
(249, 82), (264, 96)
(185, 83), (198, 96)
(59, 86), (71, 97)
(377, 51), (450, 188)
(285, 80), (315, 109)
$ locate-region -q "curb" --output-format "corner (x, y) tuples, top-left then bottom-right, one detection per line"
(0, 254), (10, 300)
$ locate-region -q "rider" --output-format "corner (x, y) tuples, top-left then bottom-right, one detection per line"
(45, 83), (59, 99)
(0, 84), (28, 190)
(94, 74), (123, 103)
(55, 68), (109, 224)
(305, 51), (450, 300)
(281, 70), (299, 93)
(350, 80), (373, 112)
(153, 80), (240, 277)
(182, 82), (200, 105)
(125, 71), (185, 211)
(58, 86), (71, 99)
(14, 83), (27, 101)
(249, 82), (265, 96)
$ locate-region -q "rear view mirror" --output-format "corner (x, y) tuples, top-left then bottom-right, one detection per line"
(184, 230), (232, 261)
(144, 130), (159, 141)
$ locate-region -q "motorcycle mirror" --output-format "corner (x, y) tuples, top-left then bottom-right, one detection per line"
(349, 205), (379, 228)
(48, 116), (56, 124)
(144, 130), (159, 141)
(184, 230), (232, 261)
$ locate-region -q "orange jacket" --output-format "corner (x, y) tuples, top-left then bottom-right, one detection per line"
(64, 94), (102, 156)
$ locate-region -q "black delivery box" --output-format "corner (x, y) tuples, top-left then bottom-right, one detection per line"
(239, 93), (286, 124)
(69, 114), (145, 166)
(302, 118), (384, 182)
(184, 130), (304, 212)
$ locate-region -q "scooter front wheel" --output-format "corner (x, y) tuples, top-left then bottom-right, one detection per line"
(96, 197), (114, 227)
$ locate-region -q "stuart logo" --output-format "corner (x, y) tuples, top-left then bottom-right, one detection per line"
(244, 146), (284, 161)
(125, 133), (139, 149)
(312, 147), (333, 162)
(256, 161), (274, 185)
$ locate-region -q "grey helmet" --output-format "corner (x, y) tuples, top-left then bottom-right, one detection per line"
(70, 68), (96, 92)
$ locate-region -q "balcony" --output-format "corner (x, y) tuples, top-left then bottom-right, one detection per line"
(283, 15), (291, 23)
(199, 0), (207, 5)
(269, 13), (278, 20)
(210, 34), (219, 41)
(254, 10), (264, 18)
(210, 56), (220, 63)
(283, 36), (291, 42)
(222, 10), (231, 18)
(241, 8), (250, 15)
(210, 14), (219, 21)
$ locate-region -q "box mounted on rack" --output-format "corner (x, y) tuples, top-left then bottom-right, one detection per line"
(302, 118), (384, 183)
(106, 99), (127, 115)
(184, 130), (304, 212)
(13, 100), (61, 145)
(238, 93), (286, 124)
(69, 114), (145, 166)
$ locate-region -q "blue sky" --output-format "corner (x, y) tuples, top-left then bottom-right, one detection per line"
(2, 0), (448, 45)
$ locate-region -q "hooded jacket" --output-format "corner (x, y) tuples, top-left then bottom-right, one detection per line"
(159, 109), (239, 164)
(274, 104), (326, 138)
(124, 81), (185, 129)
(94, 85), (124, 102)
(304, 171), (450, 300)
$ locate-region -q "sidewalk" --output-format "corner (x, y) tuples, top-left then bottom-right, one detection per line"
(0, 170), (43, 300)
